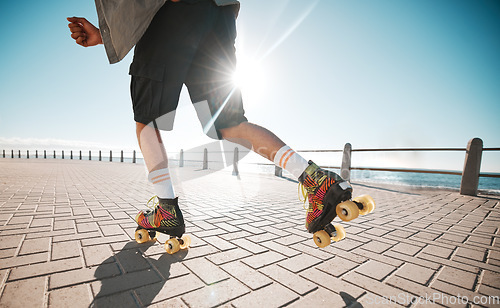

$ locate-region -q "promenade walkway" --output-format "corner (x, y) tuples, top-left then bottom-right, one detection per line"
(0, 159), (499, 307)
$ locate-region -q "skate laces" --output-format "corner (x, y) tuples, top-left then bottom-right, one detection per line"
(298, 183), (309, 210)
(146, 195), (160, 210)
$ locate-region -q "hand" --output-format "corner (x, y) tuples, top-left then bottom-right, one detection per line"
(67, 17), (103, 47)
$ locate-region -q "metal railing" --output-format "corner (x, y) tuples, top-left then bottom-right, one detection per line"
(2, 149), (138, 163)
(2, 138), (498, 196)
(299, 138), (498, 196)
(174, 138), (498, 196)
(296, 146), (499, 178)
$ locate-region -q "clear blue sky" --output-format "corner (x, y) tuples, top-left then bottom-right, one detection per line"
(0, 0), (499, 172)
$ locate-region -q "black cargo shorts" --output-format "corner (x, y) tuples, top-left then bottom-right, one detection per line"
(129, 0), (247, 139)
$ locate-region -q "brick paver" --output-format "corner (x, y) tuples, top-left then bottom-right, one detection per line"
(0, 159), (499, 307)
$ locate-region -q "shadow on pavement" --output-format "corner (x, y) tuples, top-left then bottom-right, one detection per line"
(90, 241), (186, 307)
(340, 291), (364, 308)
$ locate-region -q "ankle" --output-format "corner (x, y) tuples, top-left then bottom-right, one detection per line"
(299, 161), (319, 184)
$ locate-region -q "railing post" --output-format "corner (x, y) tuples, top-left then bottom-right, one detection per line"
(99, 151), (102, 161)
(179, 149), (184, 167)
(44, 150), (46, 159)
(121, 150), (124, 163)
(89, 150), (92, 161)
(203, 148), (208, 170)
(460, 138), (483, 196)
(11, 150), (13, 158)
(110, 150), (112, 162)
(275, 166), (283, 177)
(341, 143), (352, 181)
(27, 150), (29, 159)
(232, 147), (239, 176)
(132, 150), (136, 163)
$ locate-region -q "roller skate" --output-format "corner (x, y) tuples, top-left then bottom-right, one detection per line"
(134, 196), (191, 254)
(299, 161), (375, 248)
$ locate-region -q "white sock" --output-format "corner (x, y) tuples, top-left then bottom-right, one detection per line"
(148, 168), (175, 199)
(273, 145), (309, 179)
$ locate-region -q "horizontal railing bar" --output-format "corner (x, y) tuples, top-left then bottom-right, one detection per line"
(299, 147), (500, 153)
(321, 166), (499, 178)
(296, 148), (468, 153)
(296, 150), (343, 153)
(479, 173), (500, 178)
(352, 148), (466, 152)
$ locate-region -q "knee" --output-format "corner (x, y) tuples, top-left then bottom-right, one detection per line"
(219, 126), (233, 140)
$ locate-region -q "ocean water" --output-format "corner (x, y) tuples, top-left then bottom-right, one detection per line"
(348, 169), (500, 195)
(236, 163), (500, 195)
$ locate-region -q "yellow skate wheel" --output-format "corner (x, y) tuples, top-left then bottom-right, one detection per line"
(135, 229), (150, 244)
(365, 202), (375, 214)
(331, 224), (346, 242)
(336, 200), (359, 221)
(179, 235), (191, 250)
(313, 230), (331, 248)
(364, 195), (376, 212)
(354, 195), (376, 215)
(165, 238), (180, 254)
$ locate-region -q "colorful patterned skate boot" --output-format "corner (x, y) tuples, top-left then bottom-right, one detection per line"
(134, 196), (191, 254)
(299, 161), (375, 248)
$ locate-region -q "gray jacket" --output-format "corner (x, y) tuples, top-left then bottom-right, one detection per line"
(95, 0), (240, 64)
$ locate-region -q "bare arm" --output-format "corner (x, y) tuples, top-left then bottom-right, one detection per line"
(67, 17), (103, 47)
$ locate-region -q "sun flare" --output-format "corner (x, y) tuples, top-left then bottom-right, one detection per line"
(232, 56), (266, 92)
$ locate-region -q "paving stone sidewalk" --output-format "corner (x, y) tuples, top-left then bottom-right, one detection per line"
(0, 159), (499, 308)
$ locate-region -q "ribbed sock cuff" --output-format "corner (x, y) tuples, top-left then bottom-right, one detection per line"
(148, 168), (175, 199)
(273, 145), (309, 179)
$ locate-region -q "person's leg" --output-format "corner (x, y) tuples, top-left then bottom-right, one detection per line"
(220, 121), (353, 233)
(186, 4), (355, 236)
(134, 121), (184, 238)
(219, 122), (310, 179)
(218, 122), (284, 161)
(131, 1), (216, 202)
(131, 1), (218, 235)
(136, 122), (175, 199)
(134, 122), (185, 239)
